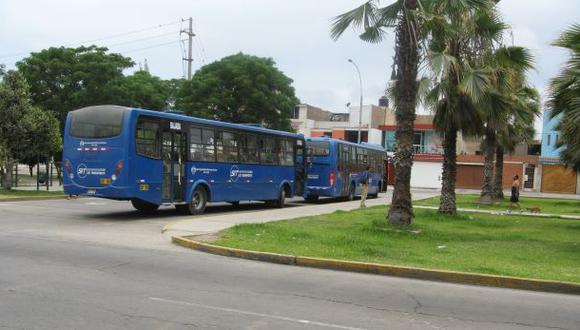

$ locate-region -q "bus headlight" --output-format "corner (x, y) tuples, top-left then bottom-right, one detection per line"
(111, 174), (117, 181)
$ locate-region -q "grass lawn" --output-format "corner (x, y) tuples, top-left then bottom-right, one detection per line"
(0, 189), (64, 199)
(414, 194), (580, 216)
(214, 206), (580, 283)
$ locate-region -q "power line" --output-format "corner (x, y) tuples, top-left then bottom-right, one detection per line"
(106, 31), (178, 48)
(120, 39), (185, 54)
(0, 20), (181, 60)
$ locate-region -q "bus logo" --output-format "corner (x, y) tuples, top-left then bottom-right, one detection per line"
(191, 166), (197, 175)
(77, 164), (88, 179)
(230, 165), (240, 182)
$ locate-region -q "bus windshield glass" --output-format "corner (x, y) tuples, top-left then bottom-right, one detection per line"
(70, 106), (126, 138)
(307, 141), (330, 156)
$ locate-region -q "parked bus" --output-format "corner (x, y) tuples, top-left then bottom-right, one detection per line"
(304, 137), (387, 201)
(63, 105), (306, 214)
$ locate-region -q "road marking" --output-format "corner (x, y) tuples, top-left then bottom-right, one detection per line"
(149, 297), (367, 330)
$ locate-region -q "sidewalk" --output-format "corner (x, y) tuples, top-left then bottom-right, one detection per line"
(162, 189), (440, 238)
(414, 205), (580, 220)
(455, 188), (580, 200)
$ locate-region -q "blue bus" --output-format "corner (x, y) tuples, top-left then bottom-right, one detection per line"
(63, 105), (306, 214)
(304, 137), (387, 201)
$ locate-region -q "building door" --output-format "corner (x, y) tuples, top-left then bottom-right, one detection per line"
(523, 164), (535, 190)
(541, 164), (577, 194)
(294, 139), (305, 196)
(162, 130), (187, 203)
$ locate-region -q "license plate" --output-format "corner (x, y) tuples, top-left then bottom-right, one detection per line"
(87, 189), (96, 195)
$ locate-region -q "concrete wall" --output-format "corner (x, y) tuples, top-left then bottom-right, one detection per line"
(411, 161), (442, 188)
(368, 129), (382, 145)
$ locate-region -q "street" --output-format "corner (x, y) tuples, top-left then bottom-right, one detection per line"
(0, 195), (579, 329)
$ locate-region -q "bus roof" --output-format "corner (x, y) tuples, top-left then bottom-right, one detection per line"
(71, 105), (303, 139)
(306, 136), (386, 152)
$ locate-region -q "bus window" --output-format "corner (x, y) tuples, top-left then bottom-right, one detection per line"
(279, 139), (294, 166)
(308, 141), (330, 156)
(190, 127), (216, 162)
(217, 131), (239, 163)
(70, 106), (125, 138)
(240, 134), (259, 164)
(260, 137), (278, 165)
(136, 119), (160, 158)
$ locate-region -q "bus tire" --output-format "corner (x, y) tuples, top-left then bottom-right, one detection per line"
(131, 199), (159, 213)
(186, 186), (208, 215)
(347, 183), (355, 201)
(269, 187), (286, 208)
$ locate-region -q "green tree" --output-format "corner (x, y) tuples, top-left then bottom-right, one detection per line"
(331, 0), (423, 225)
(16, 45), (134, 126)
(549, 24), (580, 170)
(0, 70), (62, 189)
(0, 71), (32, 189)
(176, 53), (297, 131)
(118, 70), (169, 110)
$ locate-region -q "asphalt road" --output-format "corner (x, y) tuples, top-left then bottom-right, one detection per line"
(1, 196), (579, 330)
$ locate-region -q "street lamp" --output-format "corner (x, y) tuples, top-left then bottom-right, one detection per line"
(348, 59), (363, 144)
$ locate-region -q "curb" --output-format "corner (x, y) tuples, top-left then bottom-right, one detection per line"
(0, 195), (67, 202)
(172, 236), (580, 295)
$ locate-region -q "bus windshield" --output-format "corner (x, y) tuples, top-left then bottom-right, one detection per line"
(70, 106), (127, 138)
(307, 141), (330, 156)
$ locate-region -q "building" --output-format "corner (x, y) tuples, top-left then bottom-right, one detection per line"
(538, 108), (579, 194)
(292, 103), (479, 155)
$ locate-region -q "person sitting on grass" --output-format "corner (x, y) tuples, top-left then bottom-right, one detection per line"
(508, 174), (522, 212)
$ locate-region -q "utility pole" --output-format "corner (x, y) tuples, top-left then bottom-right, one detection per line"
(348, 59), (363, 144)
(181, 17), (195, 80)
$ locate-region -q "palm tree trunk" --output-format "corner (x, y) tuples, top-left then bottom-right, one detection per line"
(2, 159), (14, 190)
(387, 0), (419, 226)
(493, 145), (504, 199)
(439, 126), (457, 214)
(480, 130), (495, 203)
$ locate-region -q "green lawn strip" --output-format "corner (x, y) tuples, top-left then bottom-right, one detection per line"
(0, 190), (64, 199)
(414, 194), (580, 216)
(213, 206), (580, 283)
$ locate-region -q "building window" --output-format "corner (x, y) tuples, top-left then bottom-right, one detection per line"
(547, 134), (551, 146)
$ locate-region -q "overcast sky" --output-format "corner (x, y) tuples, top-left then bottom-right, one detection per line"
(1, 0), (579, 133)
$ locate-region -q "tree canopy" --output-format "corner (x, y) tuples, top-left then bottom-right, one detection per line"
(118, 70), (170, 111)
(16, 46), (134, 125)
(0, 70), (61, 189)
(549, 24), (580, 170)
(176, 53), (298, 131)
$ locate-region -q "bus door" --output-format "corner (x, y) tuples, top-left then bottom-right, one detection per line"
(294, 139), (305, 196)
(161, 126), (186, 203)
(338, 144), (350, 195)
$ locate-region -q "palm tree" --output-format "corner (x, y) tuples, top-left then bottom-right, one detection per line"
(476, 46), (535, 203)
(331, 0), (422, 225)
(492, 86), (539, 199)
(549, 24), (580, 170)
(422, 0), (504, 214)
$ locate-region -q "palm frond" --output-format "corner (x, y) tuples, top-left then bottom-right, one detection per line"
(330, 1), (380, 41)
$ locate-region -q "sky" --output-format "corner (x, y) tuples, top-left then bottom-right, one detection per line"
(1, 0), (579, 134)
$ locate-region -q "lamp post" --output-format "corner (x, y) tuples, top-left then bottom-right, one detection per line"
(348, 59), (363, 143)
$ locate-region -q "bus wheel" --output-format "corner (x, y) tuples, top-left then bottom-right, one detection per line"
(131, 199), (159, 213)
(305, 195), (319, 202)
(187, 186), (208, 215)
(269, 188), (285, 208)
(347, 183), (355, 201)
